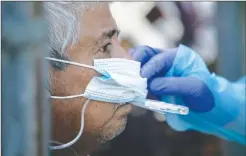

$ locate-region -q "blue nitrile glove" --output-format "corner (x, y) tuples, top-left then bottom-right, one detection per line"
(129, 45), (246, 145)
(129, 46), (215, 113)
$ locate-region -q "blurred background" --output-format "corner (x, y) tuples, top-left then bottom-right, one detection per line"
(92, 2), (246, 156)
(2, 1), (245, 156)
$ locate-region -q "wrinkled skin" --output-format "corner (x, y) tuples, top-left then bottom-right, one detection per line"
(49, 3), (132, 156)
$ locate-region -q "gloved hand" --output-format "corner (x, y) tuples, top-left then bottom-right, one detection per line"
(128, 45), (215, 113)
(129, 45), (245, 144)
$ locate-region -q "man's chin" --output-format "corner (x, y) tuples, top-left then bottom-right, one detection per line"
(97, 117), (127, 143)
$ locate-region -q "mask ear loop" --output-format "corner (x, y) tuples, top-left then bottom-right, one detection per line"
(49, 98), (90, 150)
(45, 57), (95, 70)
(50, 94), (86, 99)
(50, 141), (79, 156)
(45, 57), (109, 78)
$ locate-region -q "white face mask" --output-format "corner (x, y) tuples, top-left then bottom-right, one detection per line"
(47, 57), (148, 104)
(46, 57), (189, 150)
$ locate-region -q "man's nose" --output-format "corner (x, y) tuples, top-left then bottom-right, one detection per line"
(110, 40), (132, 60)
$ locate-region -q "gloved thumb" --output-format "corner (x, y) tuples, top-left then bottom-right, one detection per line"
(148, 77), (215, 112)
(140, 48), (177, 79)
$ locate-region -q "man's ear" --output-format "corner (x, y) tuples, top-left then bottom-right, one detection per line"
(49, 48), (69, 71)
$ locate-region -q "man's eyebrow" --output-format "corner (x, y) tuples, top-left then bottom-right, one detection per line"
(102, 29), (120, 39)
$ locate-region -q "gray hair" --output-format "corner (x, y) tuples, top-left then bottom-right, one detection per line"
(43, 2), (102, 70)
(43, 2), (105, 92)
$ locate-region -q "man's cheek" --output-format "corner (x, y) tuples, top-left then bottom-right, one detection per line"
(66, 67), (97, 92)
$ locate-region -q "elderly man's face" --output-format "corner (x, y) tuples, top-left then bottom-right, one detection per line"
(50, 3), (132, 155)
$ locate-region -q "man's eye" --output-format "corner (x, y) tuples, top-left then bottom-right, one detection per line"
(100, 43), (112, 52)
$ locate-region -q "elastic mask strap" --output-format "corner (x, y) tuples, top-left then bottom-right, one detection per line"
(45, 57), (108, 76)
(49, 98), (90, 150)
(45, 57), (95, 70)
(50, 94), (86, 99)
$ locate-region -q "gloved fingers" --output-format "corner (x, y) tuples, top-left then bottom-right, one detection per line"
(149, 76), (215, 112)
(128, 46), (162, 66)
(141, 49), (177, 79)
(149, 77), (195, 96)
